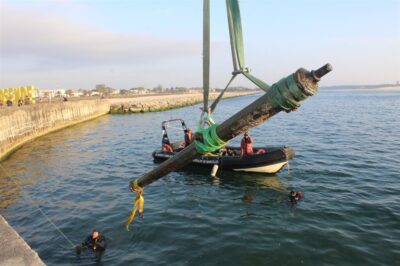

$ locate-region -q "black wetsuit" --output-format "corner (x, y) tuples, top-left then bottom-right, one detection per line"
(289, 195), (298, 204)
(289, 192), (303, 204)
(76, 234), (107, 262)
(82, 235), (107, 251)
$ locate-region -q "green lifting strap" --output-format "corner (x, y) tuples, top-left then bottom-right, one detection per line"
(226, 0), (245, 70)
(266, 72), (313, 112)
(225, 0), (270, 94)
(243, 72), (270, 92)
(195, 114), (227, 154)
(209, 1), (276, 121)
(203, 0), (210, 112)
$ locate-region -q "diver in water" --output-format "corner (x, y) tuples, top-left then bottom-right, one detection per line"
(76, 229), (107, 261)
(289, 191), (304, 204)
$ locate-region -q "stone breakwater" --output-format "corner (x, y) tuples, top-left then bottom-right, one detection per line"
(0, 100), (110, 161)
(109, 92), (253, 113)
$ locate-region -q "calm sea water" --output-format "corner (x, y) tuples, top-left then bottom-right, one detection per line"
(0, 91), (399, 265)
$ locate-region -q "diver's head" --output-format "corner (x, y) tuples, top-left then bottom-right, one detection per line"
(91, 229), (100, 239)
(290, 191), (296, 196)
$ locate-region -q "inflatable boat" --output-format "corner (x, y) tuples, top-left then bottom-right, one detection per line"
(152, 119), (295, 174)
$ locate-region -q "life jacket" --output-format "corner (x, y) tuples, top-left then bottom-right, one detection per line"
(162, 144), (173, 152)
(241, 137), (254, 156)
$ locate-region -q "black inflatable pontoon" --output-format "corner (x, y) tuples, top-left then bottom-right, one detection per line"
(152, 119), (295, 174)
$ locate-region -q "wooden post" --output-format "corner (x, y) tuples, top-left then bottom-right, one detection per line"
(130, 64), (332, 189)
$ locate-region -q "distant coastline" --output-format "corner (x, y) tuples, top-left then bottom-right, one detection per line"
(321, 84), (400, 92)
(367, 86), (400, 92)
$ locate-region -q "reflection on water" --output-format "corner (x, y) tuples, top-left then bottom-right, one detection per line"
(0, 180), (20, 210)
(1, 92), (400, 265)
(0, 165), (33, 211)
(224, 172), (288, 192)
(0, 116), (111, 212)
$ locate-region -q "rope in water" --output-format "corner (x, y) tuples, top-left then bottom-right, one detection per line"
(0, 163), (76, 248)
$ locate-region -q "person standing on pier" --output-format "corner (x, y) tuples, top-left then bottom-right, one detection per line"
(6, 99), (12, 106)
(24, 96), (31, 105)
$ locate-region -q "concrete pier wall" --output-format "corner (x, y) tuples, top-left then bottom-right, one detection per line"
(0, 100), (110, 161)
(0, 215), (45, 266)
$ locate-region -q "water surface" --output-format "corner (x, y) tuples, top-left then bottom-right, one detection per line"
(1, 91), (399, 265)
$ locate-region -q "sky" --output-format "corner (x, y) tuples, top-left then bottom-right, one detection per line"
(0, 0), (399, 89)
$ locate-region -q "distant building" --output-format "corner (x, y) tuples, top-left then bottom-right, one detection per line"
(39, 89), (66, 98)
(130, 87), (149, 94)
(110, 89), (120, 95)
(71, 90), (84, 97)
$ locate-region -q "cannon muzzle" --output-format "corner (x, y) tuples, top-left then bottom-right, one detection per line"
(311, 63), (332, 82)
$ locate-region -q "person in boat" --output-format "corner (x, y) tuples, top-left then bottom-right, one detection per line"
(184, 128), (194, 147)
(256, 148), (266, 154)
(240, 132), (254, 156)
(219, 146), (236, 156)
(163, 143), (173, 152)
(289, 191), (304, 204)
(161, 134), (174, 152)
(76, 229), (107, 254)
(219, 147), (228, 156)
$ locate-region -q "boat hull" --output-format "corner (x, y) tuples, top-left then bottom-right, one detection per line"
(152, 146), (294, 174)
(232, 161), (287, 173)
